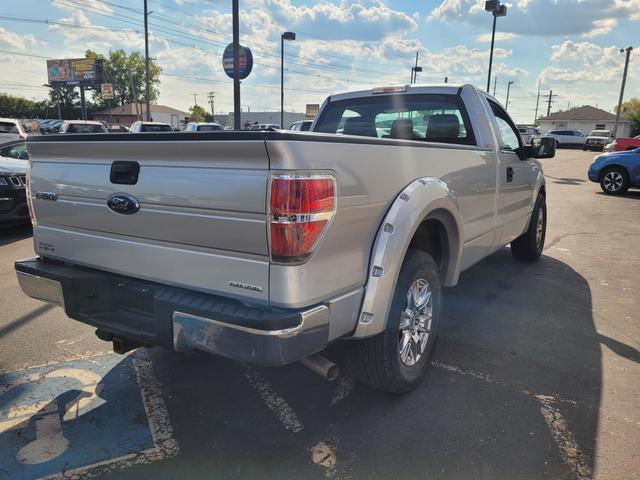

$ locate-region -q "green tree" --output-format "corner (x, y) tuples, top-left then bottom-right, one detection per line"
(615, 97), (640, 137)
(189, 104), (206, 122)
(85, 49), (162, 110)
(47, 85), (81, 119)
(0, 93), (52, 119)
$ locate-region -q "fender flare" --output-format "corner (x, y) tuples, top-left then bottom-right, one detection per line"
(351, 177), (463, 339)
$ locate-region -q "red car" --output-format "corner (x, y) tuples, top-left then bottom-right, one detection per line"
(605, 135), (640, 152)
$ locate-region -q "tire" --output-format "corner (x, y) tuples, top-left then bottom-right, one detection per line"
(555, 140), (560, 149)
(352, 250), (441, 394)
(511, 193), (546, 262)
(599, 167), (629, 195)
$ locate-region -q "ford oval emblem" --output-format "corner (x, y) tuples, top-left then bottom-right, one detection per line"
(107, 194), (140, 215)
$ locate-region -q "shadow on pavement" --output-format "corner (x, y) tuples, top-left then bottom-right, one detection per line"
(0, 224), (32, 247)
(96, 248), (600, 480)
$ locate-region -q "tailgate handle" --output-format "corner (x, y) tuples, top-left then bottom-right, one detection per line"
(110, 161), (140, 185)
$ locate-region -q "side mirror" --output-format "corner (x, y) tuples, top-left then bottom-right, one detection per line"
(526, 137), (555, 159)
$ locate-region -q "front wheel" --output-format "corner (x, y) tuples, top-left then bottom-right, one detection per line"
(600, 167), (629, 195)
(352, 250), (441, 394)
(511, 193), (546, 262)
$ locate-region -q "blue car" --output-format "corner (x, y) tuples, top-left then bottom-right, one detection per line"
(588, 147), (640, 195)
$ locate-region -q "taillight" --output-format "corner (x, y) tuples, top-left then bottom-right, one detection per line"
(269, 174), (336, 262)
(25, 161), (36, 226)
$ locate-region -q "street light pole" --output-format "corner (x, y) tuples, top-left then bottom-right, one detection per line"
(484, 1), (507, 92)
(143, 0), (151, 121)
(232, 0), (241, 129)
(281, 31), (296, 129)
(505, 80), (514, 111)
(613, 46), (633, 138)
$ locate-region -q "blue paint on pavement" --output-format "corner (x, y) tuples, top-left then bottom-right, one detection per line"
(0, 354), (155, 480)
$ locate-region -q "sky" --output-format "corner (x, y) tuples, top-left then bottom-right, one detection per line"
(0, 0), (638, 123)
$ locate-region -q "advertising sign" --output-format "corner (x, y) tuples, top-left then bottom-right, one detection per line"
(306, 104), (320, 118)
(222, 44), (253, 80)
(47, 58), (103, 86)
(101, 83), (114, 99)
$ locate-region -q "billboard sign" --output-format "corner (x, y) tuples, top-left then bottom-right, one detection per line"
(101, 83), (114, 99)
(306, 104), (320, 118)
(222, 44), (253, 80)
(47, 58), (103, 86)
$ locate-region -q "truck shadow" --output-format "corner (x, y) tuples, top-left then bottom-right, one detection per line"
(102, 248), (600, 480)
(0, 223), (32, 247)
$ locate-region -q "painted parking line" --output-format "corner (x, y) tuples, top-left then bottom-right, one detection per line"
(0, 351), (178, 480)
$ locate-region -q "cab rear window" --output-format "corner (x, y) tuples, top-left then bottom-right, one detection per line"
(315, 94), (476, 146)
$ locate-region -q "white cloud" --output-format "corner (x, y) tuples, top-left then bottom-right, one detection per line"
(475, 32), (519, 42)
(0, 27), (38, 51)
(427, 0), (639, 37)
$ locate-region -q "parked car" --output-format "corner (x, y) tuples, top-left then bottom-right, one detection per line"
(17, 84), (554, 393)
(0, 140), (28, 160)
(604, 135), (640, 152)
(0, 118), (28, 143)
(248, 123), (280, 130)
(588, 147), (640, 195)
(106, 124), (130, 133)
(183, 122), (224, 132)
(40, 119), (63, 134)
(0, 153), (29, 226)
(517, 125), (541, 145)
(583, 130), (612, 151)
(290, 120), (313, 131)
(59, 121), (108, 134)
(129, 121), (173, 133)
(543, 129), (587, 148)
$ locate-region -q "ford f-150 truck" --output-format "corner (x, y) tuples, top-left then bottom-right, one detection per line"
(16, 84), (554, 393)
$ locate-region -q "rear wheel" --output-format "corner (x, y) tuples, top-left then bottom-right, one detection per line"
(352, 250), (441, 394)
(600, 167), (629, 195)
(511, 193), (546, 262)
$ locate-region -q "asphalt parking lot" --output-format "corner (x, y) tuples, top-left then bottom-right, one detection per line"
(1, 149), (638, 480)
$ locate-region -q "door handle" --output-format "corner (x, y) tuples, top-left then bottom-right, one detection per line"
(506, 166), (514, 183)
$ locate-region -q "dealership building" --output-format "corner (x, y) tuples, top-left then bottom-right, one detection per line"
(538, 106), (632, 137)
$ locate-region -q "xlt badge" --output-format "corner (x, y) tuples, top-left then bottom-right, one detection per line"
(229, 281), (263, 292)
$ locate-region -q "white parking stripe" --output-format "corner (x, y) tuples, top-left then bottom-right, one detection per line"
(536, 395), (592, 480)
(243, 366), (303, 433)
(432, 360), (590, 479)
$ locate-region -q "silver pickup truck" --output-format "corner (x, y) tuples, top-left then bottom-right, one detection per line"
(16, 84), (554, 393)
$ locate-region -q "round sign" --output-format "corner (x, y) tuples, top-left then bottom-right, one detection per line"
(223, 43), (253, 80)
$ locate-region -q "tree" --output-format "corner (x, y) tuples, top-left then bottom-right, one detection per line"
(85, 49), (162, 110)
(47, 85), (81, 119)
(189, 104), (206, 122)
(615, 98), (640, 137)
(0, 93), (52, 119)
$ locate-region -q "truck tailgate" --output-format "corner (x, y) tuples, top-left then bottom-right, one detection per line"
(27, 134), (270, 302)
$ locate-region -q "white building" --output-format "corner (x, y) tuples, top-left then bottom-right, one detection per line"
(538, 106), (632, 137)
(92, 104), (189, 128)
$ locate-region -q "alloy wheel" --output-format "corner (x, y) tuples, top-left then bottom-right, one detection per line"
(398, 278), (433, 367)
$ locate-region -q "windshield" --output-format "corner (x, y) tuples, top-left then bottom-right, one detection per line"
(315, 93), (475, 145)
(66, 124), (106, 133)
(141, 124), (173, 132)
(197, 125), (223, 132)
(0, 122), (19, 134)
(590, 131), (610, 137)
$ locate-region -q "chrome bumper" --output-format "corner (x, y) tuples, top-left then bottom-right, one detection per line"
(16, 271), (65, 309)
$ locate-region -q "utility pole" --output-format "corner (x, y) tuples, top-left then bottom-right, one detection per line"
(547, 90), (554, 117)
(143, 0), (151, 121)
(207, 91), (215, 117)
(413, 51), (419, 84)
(613, 46), (633, 137)
(192, 93), (198, 105)
(493, 76), (497, 96)
(533, 80), (540, 124)
(232, 0), (240, 129)
(505, 80), (514, 111)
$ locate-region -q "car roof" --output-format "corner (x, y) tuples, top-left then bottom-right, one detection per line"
(0, 118), (20, 123)
(64, 120), (103, 124)
(138, 121), (171, 125)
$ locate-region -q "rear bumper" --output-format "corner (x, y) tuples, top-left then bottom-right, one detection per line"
(15, 258), (332, 366)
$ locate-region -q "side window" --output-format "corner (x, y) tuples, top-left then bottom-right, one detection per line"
(489, 102), (521, 152)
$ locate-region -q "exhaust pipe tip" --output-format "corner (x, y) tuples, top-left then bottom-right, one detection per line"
(300, 354), (339, 382)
